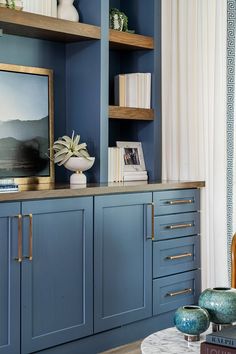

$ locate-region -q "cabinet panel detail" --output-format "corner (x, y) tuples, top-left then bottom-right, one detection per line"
(153, 189), (200, 215)
(153, 235), (200, 278)
(94, 193), (152, 333)
(21, 197), (93, 354)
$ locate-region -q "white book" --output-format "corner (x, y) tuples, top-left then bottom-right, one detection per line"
(123, 174), (148, 181)
(146, 73), (152, 109)
(51, 0), (57, 17)
(126, 73), (138, 108)
(114, 75), (126, 107)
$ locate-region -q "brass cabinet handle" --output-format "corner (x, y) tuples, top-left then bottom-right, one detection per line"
(167, 223), (193, 230)
(151, 202), (154, 241)
(25, 214), (33, 261)
(166, 288), (192, 297)
(168, 199), (193, 205)
(15, 214), (23, 263)
(166, 252), (192, 260)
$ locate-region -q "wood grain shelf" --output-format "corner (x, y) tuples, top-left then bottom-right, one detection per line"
(109, 106), (154, 121)
(0, 7), (101, 42)
(109, 29), (154, 50)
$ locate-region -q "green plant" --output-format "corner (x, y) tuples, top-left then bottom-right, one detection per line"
(52, 131), (91, 166)
(5, 0), (16, 9)
(109, 8), (128, 32)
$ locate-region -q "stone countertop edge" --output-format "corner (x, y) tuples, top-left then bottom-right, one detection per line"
(0, 181), (205, 202)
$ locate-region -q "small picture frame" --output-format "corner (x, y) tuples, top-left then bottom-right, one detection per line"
(116, 141), (146, 172)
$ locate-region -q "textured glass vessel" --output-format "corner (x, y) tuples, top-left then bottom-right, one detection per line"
(199, 287), (236, 325)
(174, 305), (210, 341)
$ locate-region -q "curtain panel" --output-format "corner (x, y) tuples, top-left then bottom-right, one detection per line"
(162, 0), (228, 288)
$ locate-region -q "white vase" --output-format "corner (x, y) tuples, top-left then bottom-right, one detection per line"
(64, 157), (95, 185)
(57, 0), (79, 22)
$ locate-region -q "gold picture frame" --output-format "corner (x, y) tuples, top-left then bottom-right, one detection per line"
(0, 63), (54, 185)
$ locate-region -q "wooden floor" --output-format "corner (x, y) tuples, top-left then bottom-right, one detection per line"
(100, 340), (142, 354)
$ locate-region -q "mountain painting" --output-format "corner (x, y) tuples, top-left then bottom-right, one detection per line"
(0, 67), (52, 179)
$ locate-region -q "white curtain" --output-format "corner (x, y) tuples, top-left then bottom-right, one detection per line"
(162, 0), (228, 288)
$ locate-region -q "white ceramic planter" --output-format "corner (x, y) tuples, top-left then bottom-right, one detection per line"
(57, 0), (79, 22)
(64, 157), (95, 185)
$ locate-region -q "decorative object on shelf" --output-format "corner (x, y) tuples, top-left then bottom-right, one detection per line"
(23, 0), (57, 17)
(52, 132), (94, 185)
(109, 8), (128, 32)
(0, 63), (54, 185)
(57, 0), (79, 22)
(199, 287), (236, 330)
(0, 0), (23, 10)
(174, 305), (210, 342)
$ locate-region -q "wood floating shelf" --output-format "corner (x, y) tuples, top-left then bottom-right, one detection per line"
(109, 29), (154, 50)
(0, 7), (101, 42)
(109, 106), (154, 121)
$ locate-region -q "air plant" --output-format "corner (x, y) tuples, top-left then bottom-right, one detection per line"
(5, 0), (16, 9)
(52, 131), (91, 166)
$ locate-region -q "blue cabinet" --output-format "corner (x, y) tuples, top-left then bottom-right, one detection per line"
(0, 203), (21, 354)
(20, 197), (93, 353)
(94, 193), (153, 333)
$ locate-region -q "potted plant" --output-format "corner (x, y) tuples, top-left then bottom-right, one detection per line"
(0, 0), (23, 10)
(52, 131), (95, 185)
(109, 8), (128, 32)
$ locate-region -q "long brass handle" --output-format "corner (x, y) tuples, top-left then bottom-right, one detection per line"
(25, 214), (33, 261)
(151, 202), (154, 241)
(166, 252), (192, 260)
(15, 214), (23, 263)
(167, 223), (193, 230)
(168, 199), (193, 205)
(166, 288), (192, 297)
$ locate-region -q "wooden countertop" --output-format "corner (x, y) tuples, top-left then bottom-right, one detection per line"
(0, 181), (205, 203)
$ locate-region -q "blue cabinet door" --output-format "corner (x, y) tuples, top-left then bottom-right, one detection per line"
(94, 193), (152, 333)
(0, 203), (21, 354)
(21, 197), (93, 354)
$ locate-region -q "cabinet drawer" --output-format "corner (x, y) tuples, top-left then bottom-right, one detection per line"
(153, 189), (200, 215)
(153, 236), (200, 278)
(153, 270), (201, 315)
(154, 212), (200, 241)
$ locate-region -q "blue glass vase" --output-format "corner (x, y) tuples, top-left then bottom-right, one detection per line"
(174, 305), (210, 341)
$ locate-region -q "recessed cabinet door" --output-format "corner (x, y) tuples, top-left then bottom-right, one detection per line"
(21, 197), (93, 354)
(94, 193), (152, 333)
(0, 203), (21, 354)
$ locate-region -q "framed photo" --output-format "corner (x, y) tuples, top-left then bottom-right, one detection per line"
(0, 63), (54, 184)
(116, 141), (146, 172)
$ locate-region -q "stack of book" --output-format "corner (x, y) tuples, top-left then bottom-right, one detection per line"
(108, 147), (148, 182)
(114, 73), (151, 108)
(0, 179), (18, 193)
(201, 325), (236, 354)
(23, 0), (57, 17)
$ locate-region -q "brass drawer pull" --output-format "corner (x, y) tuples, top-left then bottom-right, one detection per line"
(168, 199), (193, 205)
(166, 288), (192, 297)
(15, 214), (23, 263)
(25, 214), (33, 261)
(166, 252), (192, 260)
(167, 223), (193, 230)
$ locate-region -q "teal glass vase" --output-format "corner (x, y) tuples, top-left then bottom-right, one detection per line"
(174, 305), (210, 342)
(199, 287), (236, 325)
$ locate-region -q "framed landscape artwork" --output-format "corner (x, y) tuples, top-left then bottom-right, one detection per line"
(0, 63), (54, 184)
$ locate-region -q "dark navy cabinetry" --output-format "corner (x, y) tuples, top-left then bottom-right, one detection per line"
(152, 189), (201, 316)
(94, 193), (152, 333)
(0, 187), (201, 354)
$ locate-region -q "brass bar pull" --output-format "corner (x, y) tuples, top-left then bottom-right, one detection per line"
(15, 214), (23, 263)
(166, 253), (193, 260)
(166, 288), (192, 297)
(151, 202), (155, 241)
(28, 214), (33, 261)
(25, 214), (33, 261)
(168, 199), (193, 205)
(168, 223), (193, 230)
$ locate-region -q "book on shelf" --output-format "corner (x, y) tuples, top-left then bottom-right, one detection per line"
(108, 147), (148, 182)
(0, 179), (19, 193)
(114, 73), (151, 109)
(201, 341), (236, 354)
(206, 325), (236, 349)
(23, 0), (57, 17)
